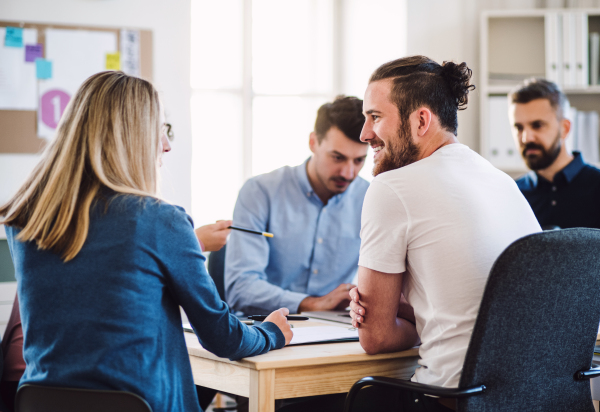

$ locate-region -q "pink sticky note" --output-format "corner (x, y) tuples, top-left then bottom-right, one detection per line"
(25, 44), (43, 63)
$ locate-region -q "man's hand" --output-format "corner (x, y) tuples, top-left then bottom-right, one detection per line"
(349, 286), (364, 328)
(349, 287), (415, 328)
(353, 266), (419, 354)
(263, 307), (293, 345)
(194, 220), (232, 252)
(298, 283), (353, 312)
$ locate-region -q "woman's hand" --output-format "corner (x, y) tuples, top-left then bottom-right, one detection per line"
(194, 220), (232, 252)
(264, 307), (293, 345)
(349, 286), (366, 328)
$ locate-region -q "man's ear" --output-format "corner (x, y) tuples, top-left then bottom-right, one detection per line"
(309, 132), (318, 154)
(560, 117), (571, 140)
(414, 107), (433, 137)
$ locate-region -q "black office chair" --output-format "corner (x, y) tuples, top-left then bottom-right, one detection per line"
(15, 384), (152, 412)
(207, 244), (227, 302)
(345, 228), (600, 412)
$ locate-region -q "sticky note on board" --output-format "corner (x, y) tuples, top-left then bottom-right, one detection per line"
(25, 43), (43, 62)
(5, 26), (24, 47)
(106, 52), (121, 70)
(35, 58), (52, 79)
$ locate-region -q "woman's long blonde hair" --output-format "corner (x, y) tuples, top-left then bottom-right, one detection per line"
(0, 71), (161, 261)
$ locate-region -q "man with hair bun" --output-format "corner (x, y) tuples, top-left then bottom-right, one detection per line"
(226, 95), (369, 315)
(510, 78), (600, 229)
(347, 56), (540, 410)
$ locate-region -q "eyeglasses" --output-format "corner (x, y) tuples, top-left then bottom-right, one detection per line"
(163, 123), (174, 141)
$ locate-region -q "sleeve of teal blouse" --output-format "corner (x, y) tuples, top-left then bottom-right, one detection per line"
(151, 203), (285, 360)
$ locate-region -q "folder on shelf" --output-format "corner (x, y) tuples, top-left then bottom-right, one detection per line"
(574, 12), (589, 87)
(545, 12), (563, 85)
(578, 110), (600, 165)
(562, 12), (576, 87)
(567, 106), (579, 154)
(488, 96), (523, 170)
(590, 32), (600, 86)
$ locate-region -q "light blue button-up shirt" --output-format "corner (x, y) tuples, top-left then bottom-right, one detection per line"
(225, 159), (370, 314)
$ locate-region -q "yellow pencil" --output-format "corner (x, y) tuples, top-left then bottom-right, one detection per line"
(228, 226), (274, 238)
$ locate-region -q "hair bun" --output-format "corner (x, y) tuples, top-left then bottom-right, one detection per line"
(440, 61), (475, 110)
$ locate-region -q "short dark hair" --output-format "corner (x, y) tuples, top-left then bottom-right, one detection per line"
(369, 55), (475, 136)
(314, 95), (366, 144)
(510, 78), (569, 119)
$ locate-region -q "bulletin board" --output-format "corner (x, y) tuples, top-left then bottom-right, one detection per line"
(0, 21), (153, 154)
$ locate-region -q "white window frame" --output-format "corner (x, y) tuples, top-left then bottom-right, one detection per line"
(191, 0), (345, 182)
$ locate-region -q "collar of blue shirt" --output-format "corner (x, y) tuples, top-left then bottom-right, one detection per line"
(295, 157), (350, 206)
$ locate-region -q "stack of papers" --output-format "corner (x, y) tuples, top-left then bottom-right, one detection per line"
(183, 323), (359, 346)
(289, 326), (358, 346)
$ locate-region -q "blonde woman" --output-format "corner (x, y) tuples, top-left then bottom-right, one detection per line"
(0, 71), (292, 412)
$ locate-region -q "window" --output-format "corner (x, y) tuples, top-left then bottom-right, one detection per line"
(190, 0), (406, 225)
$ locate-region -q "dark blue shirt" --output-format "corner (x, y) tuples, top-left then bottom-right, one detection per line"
(6, 193), (285, 412)
(516, 152), (600, 229)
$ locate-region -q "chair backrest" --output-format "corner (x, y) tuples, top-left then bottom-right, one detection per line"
(15, 384), (152, 412)
(207, 244), (227, 302)
(458, 228), (600, 412)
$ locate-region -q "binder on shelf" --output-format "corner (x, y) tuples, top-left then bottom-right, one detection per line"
(567, 106), (579, 154)
(545, 12), (563, 85)
(562, 12), (577, 87)
(574, 12), (589, 87)
(590, 32), (600, 86)
(573, 109), (600, 165)
(488, 96), (523, 170)
(584, 111), (600, 165)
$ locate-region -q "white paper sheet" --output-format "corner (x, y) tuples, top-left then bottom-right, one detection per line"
(38, 29), (117, 140)
(289, 326), (358, 346)
(0, 27), (38, 110)
(121, 29), (141, 77)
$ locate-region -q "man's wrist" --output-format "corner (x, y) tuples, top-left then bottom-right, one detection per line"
(298, 296), (319, 312)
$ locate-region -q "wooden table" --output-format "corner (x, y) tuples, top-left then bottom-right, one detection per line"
(185, 321), (420, 412)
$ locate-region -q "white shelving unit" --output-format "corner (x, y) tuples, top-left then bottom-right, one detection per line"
(480, 8), (600, 176)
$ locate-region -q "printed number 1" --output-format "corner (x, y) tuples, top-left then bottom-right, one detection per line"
(51, 95), (61, 125)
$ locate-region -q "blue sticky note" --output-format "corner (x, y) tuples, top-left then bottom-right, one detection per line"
(5, 26), (24, 48)
(35, 58), (52, 79)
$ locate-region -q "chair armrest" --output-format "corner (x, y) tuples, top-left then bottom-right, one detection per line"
(576, 363), (600, 380)
(344, 376), (485, 412)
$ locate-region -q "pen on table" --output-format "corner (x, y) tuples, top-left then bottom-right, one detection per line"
(228, 225), (274, 238)
(247, 315), (309, 321)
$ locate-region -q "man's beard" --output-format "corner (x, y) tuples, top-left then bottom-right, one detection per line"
(521, 131), (562, 171)
(373, 121), (420, 176)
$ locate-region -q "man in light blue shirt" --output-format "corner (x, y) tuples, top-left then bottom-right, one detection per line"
(225, 96), (370, 315)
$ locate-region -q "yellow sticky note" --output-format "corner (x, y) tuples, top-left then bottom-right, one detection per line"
(106, 52), (121, 70)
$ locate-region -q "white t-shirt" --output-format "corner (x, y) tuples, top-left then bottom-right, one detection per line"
(359, 143), (541, 388)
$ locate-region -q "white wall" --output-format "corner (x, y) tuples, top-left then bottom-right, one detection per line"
(407, 0), (483, 151)
(406, 0), (536, 152)
(0, 0), (192, 217)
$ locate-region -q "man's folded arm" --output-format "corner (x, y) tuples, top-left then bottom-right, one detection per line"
(357, 265), (419, 355)
(397, 293), (416, 324)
